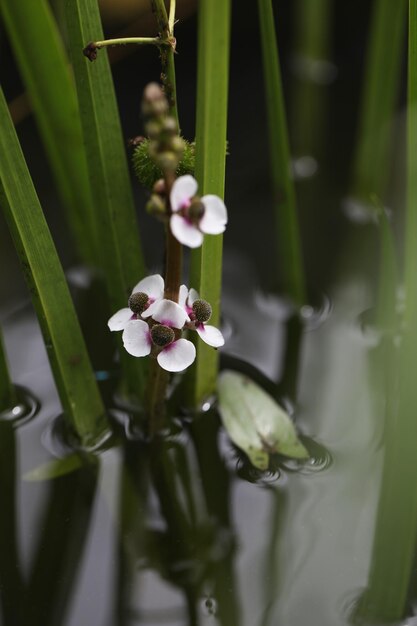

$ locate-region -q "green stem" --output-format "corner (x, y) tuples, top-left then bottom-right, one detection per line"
(188, 0), (231, 407)
(350, 0), (407, 202)
(258, 0), (306, 306)
(150, 0), (179, 126)
(406, 0), (417, 323)
(146, 360), (169, 435)
(0, 329), (16, 411)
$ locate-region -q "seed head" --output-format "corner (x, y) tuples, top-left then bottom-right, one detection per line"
(192, 299), (212, 323)
(188, 199), (205, 223)
(128, 292), (149, 315)
(151, 324), (175, 347)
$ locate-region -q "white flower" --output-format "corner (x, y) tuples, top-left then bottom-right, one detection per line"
(107, 274), (165, 332)
(179, 286), (225, 348)
(122, 299), (196, 372)
(170, 175), (228, 248)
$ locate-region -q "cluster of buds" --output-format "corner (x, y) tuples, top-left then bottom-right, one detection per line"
(142, 83), (184, 175)
(108, 275), (224, 372)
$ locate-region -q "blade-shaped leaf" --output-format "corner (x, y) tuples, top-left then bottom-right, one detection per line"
(218, 370), (308, 470)
(23, 453), (97, 482)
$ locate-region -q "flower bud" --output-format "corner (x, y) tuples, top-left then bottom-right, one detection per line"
(155, 151), (179, 172)
(151, 324), (175, 347)
(128, 292), (149, 315)
(192, 299), (212, 323)
(142, 83), (169, 118)
(153, 178), (166, 195)
(146, 193), (167, 217)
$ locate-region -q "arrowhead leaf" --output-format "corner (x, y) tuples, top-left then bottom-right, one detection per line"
(217, 370), (309, 469)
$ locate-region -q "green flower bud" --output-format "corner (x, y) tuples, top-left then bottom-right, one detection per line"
(146, 193), (166, 217)
(155, 151), (179, 172)
(151, 324), (175, 347)
(192, 299), (212, 323)
(128, 292), (149, 315)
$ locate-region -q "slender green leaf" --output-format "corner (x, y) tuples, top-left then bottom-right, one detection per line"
(258, 0), (306, 305)
(351, 0), (407, 202)
(218, 370), (309, 470)
(188, 0), (231, 405)
(64, 0), (147, 398)
(291, 0), (333, 160)
(374, 200), (398, 330)
(0, 86), (107, 445)
(1, 0), (98, 265)
(356, 9), (417, 620)
(0, 328), (16, 411)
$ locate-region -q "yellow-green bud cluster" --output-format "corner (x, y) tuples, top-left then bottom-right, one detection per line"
(142, 82), (184, 174)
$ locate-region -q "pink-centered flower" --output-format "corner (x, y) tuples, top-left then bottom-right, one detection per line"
(122, 299), (196, 372)
(179, 286), (225, 348)
(107, 274), (165, 332)
(170, 175), (228, 248)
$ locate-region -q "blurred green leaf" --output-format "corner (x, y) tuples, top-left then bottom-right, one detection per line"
(218, 370), (309, 470)
(23, 453), (96, 482)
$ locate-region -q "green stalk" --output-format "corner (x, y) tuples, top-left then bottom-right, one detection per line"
(188, 0), (231, 406)
(355, 6), (417, 620)
(258, 0), (306, 306)
(351, 0), (407, 202)
(291, 0), (333, 160)
(65, 0), (147, 401)
(0, 329), (16, 411)
(150, 0), (179, 126)
(1, 0), (98, 265)
(0, 86), (107, 446)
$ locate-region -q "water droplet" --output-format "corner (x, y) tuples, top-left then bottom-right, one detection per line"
(0, 386), (39, 427)
(300, 293), (332, 330)
(279, 437), (332, 475)
(292, 155), (319, 180)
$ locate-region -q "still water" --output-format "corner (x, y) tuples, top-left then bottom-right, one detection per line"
(0, 249), (399, 626)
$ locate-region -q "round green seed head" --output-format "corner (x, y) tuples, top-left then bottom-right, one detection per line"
(128, 292), (149, 315)
(192, 299), (212, 323)
(151, 324), (175, 347)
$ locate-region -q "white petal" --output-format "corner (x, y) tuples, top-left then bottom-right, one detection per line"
(170, 175), (198, 212)
(141, 300), (160, 319)
(122, 320), (152, 357)
(157, 338), (196, 372)
(151, 299), (188, 329)
(200, 195), (228, 234)
(196, 324), (225, 348)
(178, 284), (189, 308)
(132, 274), (164, 300)
(108, 308), (132, 331)
(170, 214), (204, 248)
(187, 288), (200, 306)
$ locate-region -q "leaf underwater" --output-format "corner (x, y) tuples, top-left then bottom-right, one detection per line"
(217, 370), (309, 470)
(23, 453), (97, 482)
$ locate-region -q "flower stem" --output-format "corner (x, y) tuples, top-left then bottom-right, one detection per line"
(93, 36), (166, 49)
(146, 358), (169, 435)
(150, 0), (179, 126)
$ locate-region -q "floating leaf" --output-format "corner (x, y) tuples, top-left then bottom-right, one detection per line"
(217, 370), (309, 470)
(23, 453), (96, 482)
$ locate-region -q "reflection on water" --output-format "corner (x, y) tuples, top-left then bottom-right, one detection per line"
(0, 263), (406, 626)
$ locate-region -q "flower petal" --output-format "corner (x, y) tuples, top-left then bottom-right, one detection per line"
(196, 324), (225, 348)
(157, 338), (196, 372)
(122, 320), (152, 357)
(187, 288), (200, 306)
(132, 274), (164, 300)
(141, 299), (160, 319)
(178, 284), (189, 308)
(170, 214), (204, 248)
(151, 299), (188, 329)
(170, 175), (198, 212)
(200, 195), (228, 234)
(108, 308), (133, 331)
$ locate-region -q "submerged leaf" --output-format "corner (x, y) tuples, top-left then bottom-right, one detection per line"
(217, 370), (309, 470)
(23, 453), (96, 482)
